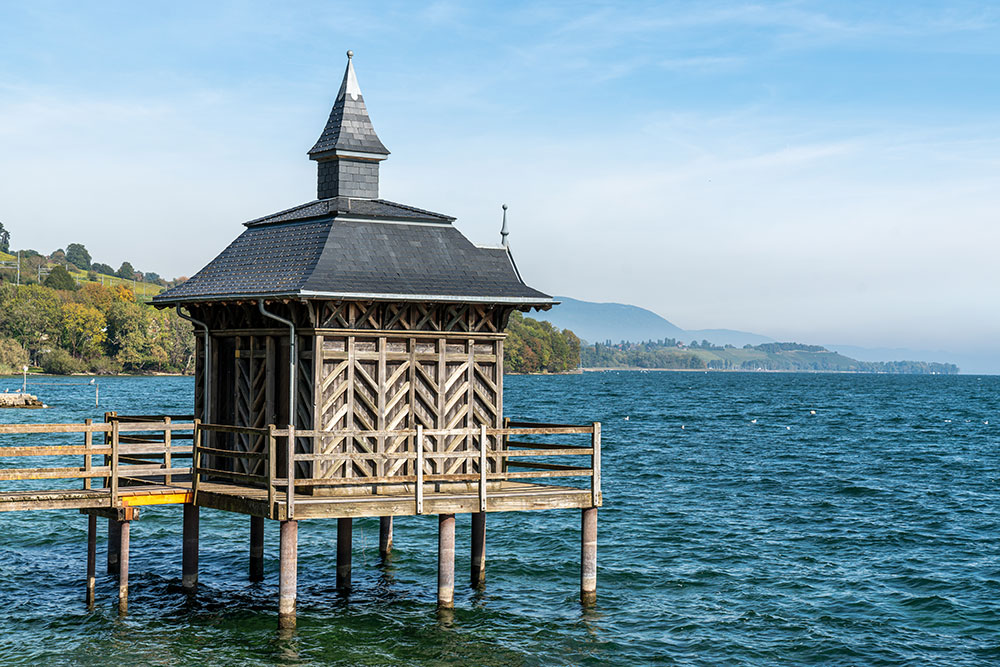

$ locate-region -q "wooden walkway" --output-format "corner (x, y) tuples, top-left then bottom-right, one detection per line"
(0, 414), (601, 619)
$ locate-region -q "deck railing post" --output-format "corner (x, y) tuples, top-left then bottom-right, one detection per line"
(267, 425), (277, 519)
(592, 422), (601, 507)
(478, 424), (487, 512)
(110, 420), (120, 507)
(415, 425), (424, 515)
(83, 418), (92, 491)
(192, 419), (202, 504)
(163, 416), (172, 485)
(286, 425), (295, 520)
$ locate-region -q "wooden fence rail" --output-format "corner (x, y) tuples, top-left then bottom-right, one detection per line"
(195, 421), (601, 519)
(0, 419), (197, 510)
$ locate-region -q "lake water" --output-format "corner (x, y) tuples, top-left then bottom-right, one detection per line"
(0, 372), (998, 665)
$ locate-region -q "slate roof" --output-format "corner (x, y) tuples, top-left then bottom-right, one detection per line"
(154, 52), (552, 308)
(245, 197), (454, 226)
(309, 54), (389, 158)
(153, 213), (552, 306)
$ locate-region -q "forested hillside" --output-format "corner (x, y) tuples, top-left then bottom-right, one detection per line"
(503, 311), (580, 373)
(0, 282), (193, 375)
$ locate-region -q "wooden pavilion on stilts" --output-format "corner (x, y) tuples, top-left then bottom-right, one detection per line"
(0, 51), (600, 627)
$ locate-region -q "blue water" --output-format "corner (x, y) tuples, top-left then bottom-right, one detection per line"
(1, 372), (998, 665)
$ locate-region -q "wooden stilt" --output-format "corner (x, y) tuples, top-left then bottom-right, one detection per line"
(379, 516), (393, 558)
(279, 519), (298, 628)
(182, 504), (199, 590)
(107, 518), (121, 574)
(337, 517), (352, 592)
(86, 514), (96, 606)
(438, 513), (455, 608)
(118, 520), (130, 613)
(471, 512), (485, 588)
(581, 507), (597, 605)
(250, 516), (265, 582)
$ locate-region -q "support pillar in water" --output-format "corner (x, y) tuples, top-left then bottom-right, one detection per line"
(438, 513), (455, 608)
(182, 504), (199, 590)
(86, 514), (97, 606)
(107, 518), (121, 574)
(279, 519), (298, 628)
(337, 518), (352, 592)
(118, 520), (130, 613)
(379, 516), (393, 558)
(250, 516), (265, 582)
(581, 507), (597, 605)
(471, 512), (485, 588)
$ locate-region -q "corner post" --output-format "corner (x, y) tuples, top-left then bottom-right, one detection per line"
(279, 519), (298, 628)
(438, 513), (455, 608)
(182, 504), (199, 590)
(581, 507), (597, 605)
(337, 518), (352, 592)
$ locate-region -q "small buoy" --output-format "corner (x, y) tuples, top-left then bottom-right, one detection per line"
(786, 426), (791, 430)
(809, 410), (816, 415)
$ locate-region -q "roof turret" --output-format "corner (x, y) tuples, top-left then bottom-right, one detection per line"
(308, 51), (389, 160)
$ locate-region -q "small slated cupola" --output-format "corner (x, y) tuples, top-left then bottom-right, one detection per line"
(309, 50), (389, 200)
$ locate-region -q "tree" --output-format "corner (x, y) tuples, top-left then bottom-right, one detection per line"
(60, 303), (106, 358)
(44, 265), (77, 290)
(65, 243), (92, 270)
(0, 284), (62, 363)
(117, 261), (136, 280)
(92, 262), (115, 275)
(0, 221), (9, 253)
(105, 298), (150, 369)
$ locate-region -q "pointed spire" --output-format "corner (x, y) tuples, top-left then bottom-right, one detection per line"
(500, 204), (509, 247)
(309, 51), (389, 159)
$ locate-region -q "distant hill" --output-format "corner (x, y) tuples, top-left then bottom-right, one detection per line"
(548, 296), (773, 347)
(581, 340), (959, 374)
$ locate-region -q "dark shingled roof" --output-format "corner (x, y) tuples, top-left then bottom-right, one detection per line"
(245, 197), (454, 227)
(154, 52), (551, 308)
(153, 213), (551, 305)
(309, 55), (389, 158)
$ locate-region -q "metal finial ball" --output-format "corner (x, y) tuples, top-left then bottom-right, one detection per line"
(502, 204), (508, 210)
(347, 50), (354, 59)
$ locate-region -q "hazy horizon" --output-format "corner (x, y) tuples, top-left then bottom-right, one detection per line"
(1, 1), (997, 357)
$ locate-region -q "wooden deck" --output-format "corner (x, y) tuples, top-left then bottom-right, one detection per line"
(0, 416), (601, 519)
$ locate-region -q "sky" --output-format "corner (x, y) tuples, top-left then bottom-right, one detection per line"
(1, 1), (998, 361)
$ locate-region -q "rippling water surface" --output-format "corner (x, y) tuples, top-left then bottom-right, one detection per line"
(1, 372), (998, 665)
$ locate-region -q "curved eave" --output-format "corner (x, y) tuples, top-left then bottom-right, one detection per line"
(154, 290), (555, 309)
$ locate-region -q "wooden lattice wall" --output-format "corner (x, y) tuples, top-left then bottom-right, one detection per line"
(190, 300), (512, 494)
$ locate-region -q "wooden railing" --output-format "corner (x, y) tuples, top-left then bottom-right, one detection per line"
(0, 419), (196, 509)
(195, 421), (601, 519)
